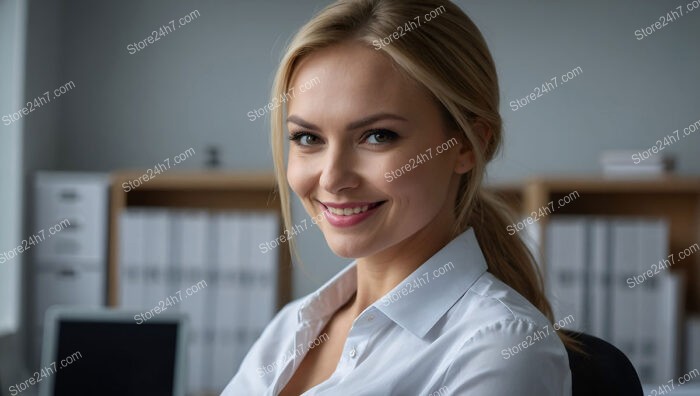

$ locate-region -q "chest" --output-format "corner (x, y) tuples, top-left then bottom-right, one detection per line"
(278, 311), (353, 395)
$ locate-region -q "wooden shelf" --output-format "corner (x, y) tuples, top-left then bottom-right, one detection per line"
(114, 170), (276, 190)
(488, 175), (700, 312)
(107, 171), (291, 309)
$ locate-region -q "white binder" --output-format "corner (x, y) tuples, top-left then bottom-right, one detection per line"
(610, 219), (641, 366)
(141, 210), (170, 308)
(545, 217), (587, 331)
(173, 210), (210, 393)
(119, 209), (144, 310)
(212, 212), (245, 390)
(589, 218), (610, 339)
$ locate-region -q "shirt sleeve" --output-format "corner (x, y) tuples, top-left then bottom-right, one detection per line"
(440, 318), (572, 396)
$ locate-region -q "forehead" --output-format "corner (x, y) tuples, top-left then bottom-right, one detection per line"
(287, 42), (438, 126)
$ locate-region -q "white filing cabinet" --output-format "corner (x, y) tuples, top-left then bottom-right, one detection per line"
(32, 172), (109, 364)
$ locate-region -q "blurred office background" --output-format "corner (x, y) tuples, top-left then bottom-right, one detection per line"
(1, 0), (699, 395)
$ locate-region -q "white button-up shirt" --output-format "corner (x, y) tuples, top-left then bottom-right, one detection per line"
(222, 228), (572, 395)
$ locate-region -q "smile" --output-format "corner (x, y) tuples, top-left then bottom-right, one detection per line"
(320, 201), (386, 227)
(327, 204), (369, 216)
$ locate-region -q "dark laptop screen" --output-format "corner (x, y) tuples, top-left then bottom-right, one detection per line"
(51, 320), (179, 396)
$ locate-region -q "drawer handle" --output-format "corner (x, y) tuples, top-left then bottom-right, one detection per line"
(59, 190), (80, 201)
(61, 219), (80, 230)
(58, 268), (76, 277)
(55, 239), (80, 254)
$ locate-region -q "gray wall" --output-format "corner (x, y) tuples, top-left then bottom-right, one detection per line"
(34, 0), (700, 299)
(0, 0), (27, 393)
(50, 0), (700, 178)
(56, 0), (326, 172)
(19, 0), (65, 381)
(470, 1), (700, 179)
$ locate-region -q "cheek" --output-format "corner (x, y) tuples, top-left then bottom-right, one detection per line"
(383, 148), (454, 191)
(381, 151), (454, 212)
(287, 154), (315, 197)
(387, 173), (441, 210)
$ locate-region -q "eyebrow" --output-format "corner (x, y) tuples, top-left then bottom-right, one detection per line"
(286, 112), (409, 131)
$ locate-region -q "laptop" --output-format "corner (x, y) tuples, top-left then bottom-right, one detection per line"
(39, 307), (188, 396)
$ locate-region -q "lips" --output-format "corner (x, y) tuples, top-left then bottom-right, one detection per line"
(323, 201), (384, 216)
(319, 201), (386, 227)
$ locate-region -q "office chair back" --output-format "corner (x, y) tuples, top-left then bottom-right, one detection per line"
(562, 330), (643, 396)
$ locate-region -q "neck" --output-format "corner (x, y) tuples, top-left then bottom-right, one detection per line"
(348, 215), (456, 319)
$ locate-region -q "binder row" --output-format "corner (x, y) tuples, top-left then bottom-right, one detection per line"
(118, 208), (279, 394)
(543, 216), (681, 385)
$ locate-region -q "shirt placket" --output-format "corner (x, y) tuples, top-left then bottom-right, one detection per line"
(334, 307), (381, 375)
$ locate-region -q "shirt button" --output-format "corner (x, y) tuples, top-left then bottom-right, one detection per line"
(367, 314), (375, 322)
(349, 347), (357, 358)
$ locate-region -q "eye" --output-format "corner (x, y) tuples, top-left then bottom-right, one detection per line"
(363, 129), (398, 145)
(289, 132), (322, 146)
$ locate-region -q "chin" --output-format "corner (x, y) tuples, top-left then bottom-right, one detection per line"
(323, 233), (378, 259)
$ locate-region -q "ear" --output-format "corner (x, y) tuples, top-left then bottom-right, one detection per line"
(454, 119), (492, 174)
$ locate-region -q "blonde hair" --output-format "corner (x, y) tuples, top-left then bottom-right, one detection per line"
(270, 0), (580, 351)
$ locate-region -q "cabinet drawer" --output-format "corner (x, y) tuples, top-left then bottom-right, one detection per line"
(34, 180), (108, 262)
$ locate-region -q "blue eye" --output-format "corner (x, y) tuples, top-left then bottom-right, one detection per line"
(364, 129), (398, 144)
(288, 129), (398, 146)
(289, 132), (321, 146)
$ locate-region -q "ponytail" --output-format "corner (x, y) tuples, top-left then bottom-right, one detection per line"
(467, 188), (583, 352)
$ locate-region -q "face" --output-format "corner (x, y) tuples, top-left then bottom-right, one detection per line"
(286, 41), (475, 260)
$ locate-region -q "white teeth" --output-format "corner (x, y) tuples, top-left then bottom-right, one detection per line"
(328, 205), (371, 216)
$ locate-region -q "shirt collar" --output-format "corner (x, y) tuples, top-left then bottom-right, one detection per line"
(297, 228), (488, 338)
(297, 261), (358, 325)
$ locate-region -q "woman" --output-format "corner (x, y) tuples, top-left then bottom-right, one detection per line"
(223, 0), (574, 394)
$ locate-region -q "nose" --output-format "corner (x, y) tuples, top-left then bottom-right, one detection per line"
(318, 143), (360, 194)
